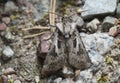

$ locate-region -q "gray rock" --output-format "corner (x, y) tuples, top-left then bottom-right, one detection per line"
(2, 46), (14, 61)
(102, 16), (116, 32)
(81, 0), (117, 19)
(60, 78), (75, 83)
(35, 76), (40, 83)
(74, 0), (83, 6)
(86, 18), (100, 33)
(116, 3), (120, 18)
(109, 26), (118, 37)
(5, 30), (15, 41)
(4, 1), (18, 13)
(79, 69), (93, 83)
(34, 0), (49, 21)
(80, 33), (114, 65)
(54, 77), (62, 83)
(14, 80), (21, 83)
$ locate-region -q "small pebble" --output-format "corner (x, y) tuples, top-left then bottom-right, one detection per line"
(2, 46), (14, 61)
(86, 18), (100, 33)
(0, 23), (7, 31)
(2, 17), (10, 24)
(14, 80), (21, 83)
(4, 1), (18, 13)
(35, 76), (40, 83)
(3, 67), (16, 75)
(109, 26), (118, 37)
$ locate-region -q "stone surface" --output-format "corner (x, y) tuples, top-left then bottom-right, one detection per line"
(3, 68), (16, 75)
(33, 0), (49, 21)
(2, 17), (10, 24)
(14, 80), (21, 83)
(86, 18), (100, 33)
(102, 16), (116, 32)
(4, 1), (18, 13)
(5, 31), (15, 40)
(0, 23), (7, 31)
(116, 3), (120, 18)
(76, 69), (94, 83)
(80, 33), (114, 65)
(1, 75), (9, 83)
(109, 26), (118, 37)
(60, 78), (75, 83)
(81, 0), (117, 19)
(35, 76), (40, 83)
(54, 77), (62, 83)
(74, 0), (83, 6)
(2, 46), (14, 61)
(40, 32), (52, 53)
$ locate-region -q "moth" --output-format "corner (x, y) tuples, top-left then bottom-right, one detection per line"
(39, 13), (92, 80)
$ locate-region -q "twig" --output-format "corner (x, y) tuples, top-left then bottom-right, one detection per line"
(22, 26), (50, 31)
(49, 0), (56, 32)
(23, 31), (48, 39)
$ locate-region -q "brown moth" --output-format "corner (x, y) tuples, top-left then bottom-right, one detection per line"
(40, 14), (92, 79)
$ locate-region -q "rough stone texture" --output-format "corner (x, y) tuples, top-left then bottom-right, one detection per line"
(102, 16), (116, 32)
(14, 80), (21, 83)
(81, 0), (117, 19)
(40, 32), (52, 53)
(116, 3), (120, 18)
(4, 1), (18, 13)
(86, 18), (100, 33)
(2, 17), (10, 24)
(0, 23), (7, 31)
(3, 67), (16, 75)
(2, 46), (14, 61)
(109, 26), (118, 37)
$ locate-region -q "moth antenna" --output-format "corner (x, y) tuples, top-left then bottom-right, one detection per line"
(68, 9), (89, 17)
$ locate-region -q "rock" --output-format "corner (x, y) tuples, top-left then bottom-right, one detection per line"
(78, 69), (93, 83)
(35, 76), (40, 83)
(116, 3), (120, 18)
(37, 31), (52, 59)
(2, 46), (14, 61)
(60, 78), (75, 83)
(1, 75), (9, 83)
(86, 18), (100, 33)
(5, 31), (15, 40)
(81, 0), (117, 19)
(109, 26), (118, 37)
(4, 1), (18, 13)
(40, 32), (52, 53)
(54, 77), (62, 83)
(115, 39), (120, 44)
(2, 17), (10, 24)
(0, 23), (7, 31)
(34, 0), (49, 21)
(14, 80), (21, 83)
(0, 76), (4, 83)
(16, 0), (25, 6)
(74, 0), (83, 6)
(3, 68), (16, 75)
(77, 8), (83, 13)
(80, 33), (114, 65)
(102, 16), (116, 32)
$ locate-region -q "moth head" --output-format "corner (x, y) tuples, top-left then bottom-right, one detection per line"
(56, 16), (77, 38)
